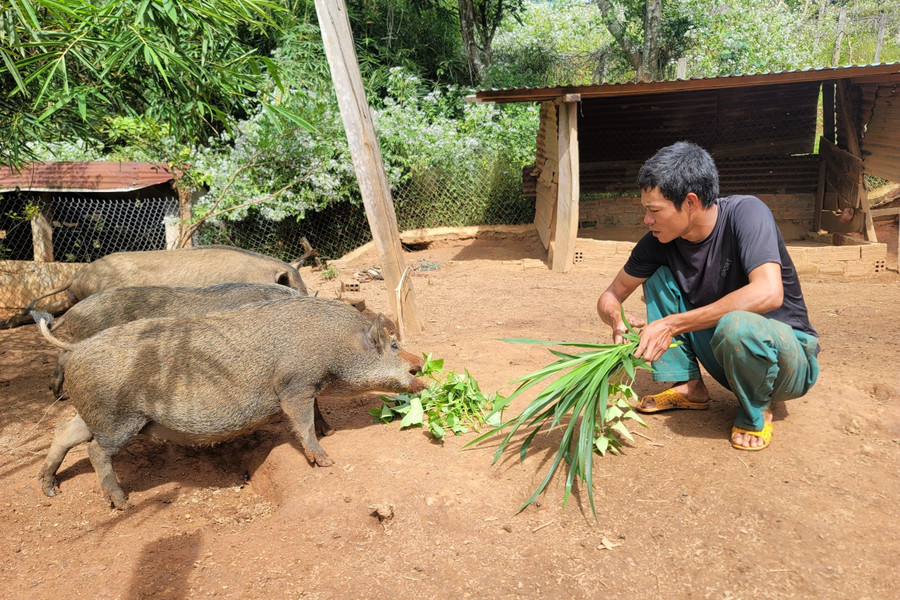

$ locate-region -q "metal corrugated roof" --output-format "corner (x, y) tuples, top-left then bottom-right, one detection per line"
(0, 162), (175, 193)
(469, 62), (900, 103)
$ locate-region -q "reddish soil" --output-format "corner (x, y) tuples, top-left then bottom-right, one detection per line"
(2, 223), (899, 599)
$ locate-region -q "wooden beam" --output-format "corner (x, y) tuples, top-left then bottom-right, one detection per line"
(549, 100), (579, 272)
(314, 0), (421, 337)
(836, 80), (877, 241)
(822, 82), (835, 145)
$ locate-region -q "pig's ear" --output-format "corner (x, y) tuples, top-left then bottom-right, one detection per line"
(363, 314), (390, 353)
(276, 270), (291, 286)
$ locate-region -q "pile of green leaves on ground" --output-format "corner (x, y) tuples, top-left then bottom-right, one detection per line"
(372, 355), (502, 443)
(469, 314), (664, 517)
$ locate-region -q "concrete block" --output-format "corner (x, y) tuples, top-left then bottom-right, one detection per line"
(616, 241), (637, 255)
(860, 243), (887, 262)
(843, 262), (875, 276)
(830, 245), (862, 261)
(817, 264), (846, 275)
(787, 246), (809, 263)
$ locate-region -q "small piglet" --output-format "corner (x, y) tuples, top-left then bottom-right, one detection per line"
(33, 296), (424, 509)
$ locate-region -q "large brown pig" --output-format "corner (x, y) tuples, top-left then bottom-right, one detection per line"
(47, 282), (306, 397)
(33, 297), (424, 509)
(1, 245), (309, 328)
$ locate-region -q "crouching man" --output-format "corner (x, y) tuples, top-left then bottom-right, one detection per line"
(597, 141), (820, 450)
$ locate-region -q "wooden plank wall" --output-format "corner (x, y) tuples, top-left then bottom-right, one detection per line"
(533, 101), (558, 249)
(860, 83), (900, 182)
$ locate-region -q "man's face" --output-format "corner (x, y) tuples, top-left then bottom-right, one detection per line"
(641, 187), (690, 243)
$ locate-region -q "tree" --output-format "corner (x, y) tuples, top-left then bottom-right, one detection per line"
(596, 0), (662, 81)
(594, 0), (703, 82)
(457, 0), (527, 84)
(0, 0), (308, 168)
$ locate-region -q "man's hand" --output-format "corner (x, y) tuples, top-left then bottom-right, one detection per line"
(634, 318), (675, 362)
(598, 269), (647, 344)
(613, 312), (646, 344)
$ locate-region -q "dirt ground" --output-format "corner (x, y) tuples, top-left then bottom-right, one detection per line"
(2, 221), (899, 600)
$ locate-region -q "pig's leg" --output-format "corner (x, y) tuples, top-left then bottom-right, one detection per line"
(38, 414), (93, 497)
(87, 440), (130, 509)
(313, 398), (335, 437)
(280, 396), (334, 467)
(86, 419), (146, 510)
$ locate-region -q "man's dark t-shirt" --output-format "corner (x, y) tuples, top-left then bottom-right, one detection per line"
(623, 195), (818, 338)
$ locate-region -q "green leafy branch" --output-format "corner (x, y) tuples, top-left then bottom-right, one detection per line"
(372, 355), (502, 443)
(468, 312), (674, 518)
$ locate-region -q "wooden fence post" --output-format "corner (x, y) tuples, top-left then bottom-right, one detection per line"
(549, 96), (580, 272)
(314, 0), (421, 337)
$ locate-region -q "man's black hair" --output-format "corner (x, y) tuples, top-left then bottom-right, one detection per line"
(637, 141), (720, 209)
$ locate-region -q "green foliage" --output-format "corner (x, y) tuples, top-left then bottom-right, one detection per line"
(0, 0), (307, 167)
(372, 355), (502, 443)
(468, 314), (668, 518)
(193, 66), (538, 241)
(489, 0), (897, 87)
(340, 0), (468, 87)
(488, 0), (612, 86)
(374, 69), (539, 228)
(320, 264), (339, 280)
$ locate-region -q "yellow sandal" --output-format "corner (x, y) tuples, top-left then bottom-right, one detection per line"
(731, 422), (773, 451)
(637, 388), (709, 413)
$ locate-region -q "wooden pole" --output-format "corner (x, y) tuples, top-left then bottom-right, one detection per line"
(314, 0), (421, 337)
(549, 98), (580, 272)
(836, 80), (877, 242)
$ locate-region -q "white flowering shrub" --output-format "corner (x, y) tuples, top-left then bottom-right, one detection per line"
(197, 65), (538, 259)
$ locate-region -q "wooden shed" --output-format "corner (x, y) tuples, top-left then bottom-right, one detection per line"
(469, 63), (900, 272)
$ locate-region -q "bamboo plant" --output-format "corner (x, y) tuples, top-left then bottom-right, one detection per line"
(468, 314), (672, 517)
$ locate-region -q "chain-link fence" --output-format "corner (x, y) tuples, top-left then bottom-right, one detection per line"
(0, 165), (534, 319)
(1, 194), (179, 319)
(198, 160), (535, 264)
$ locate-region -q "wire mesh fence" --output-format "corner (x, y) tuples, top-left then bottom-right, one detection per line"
(0, 165), (534, 319)
(197, 160), (535, 264)
(1, 194), (179, 318)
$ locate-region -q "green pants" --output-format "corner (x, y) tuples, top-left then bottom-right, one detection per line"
(644, 267), (820, 431)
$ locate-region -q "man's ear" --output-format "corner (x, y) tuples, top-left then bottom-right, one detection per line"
(684, 192), (701, 210)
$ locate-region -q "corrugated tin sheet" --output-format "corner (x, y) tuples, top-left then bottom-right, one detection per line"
(0, 162), (175, 193)
(470, 62), (900, 103)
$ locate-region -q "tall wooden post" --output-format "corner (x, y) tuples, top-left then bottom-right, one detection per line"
(549, 95), (580, 272)
(836, 80), (877, 241)
(314, 0), (421, 337)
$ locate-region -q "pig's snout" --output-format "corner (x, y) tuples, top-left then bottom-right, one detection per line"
(400, 350), (423, 376)
(399, 350), (428, 392)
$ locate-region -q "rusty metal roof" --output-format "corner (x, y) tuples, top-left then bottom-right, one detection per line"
(0, 162), (175, 193)
(469, 62), (900, 103)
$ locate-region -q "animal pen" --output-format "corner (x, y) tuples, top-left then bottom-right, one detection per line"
(0, 162), (181, 319)
(469, 62), (900, 273)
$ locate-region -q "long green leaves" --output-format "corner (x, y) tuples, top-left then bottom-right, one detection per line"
(0, 0), (300, 166)
(467, 317), (665, 518)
